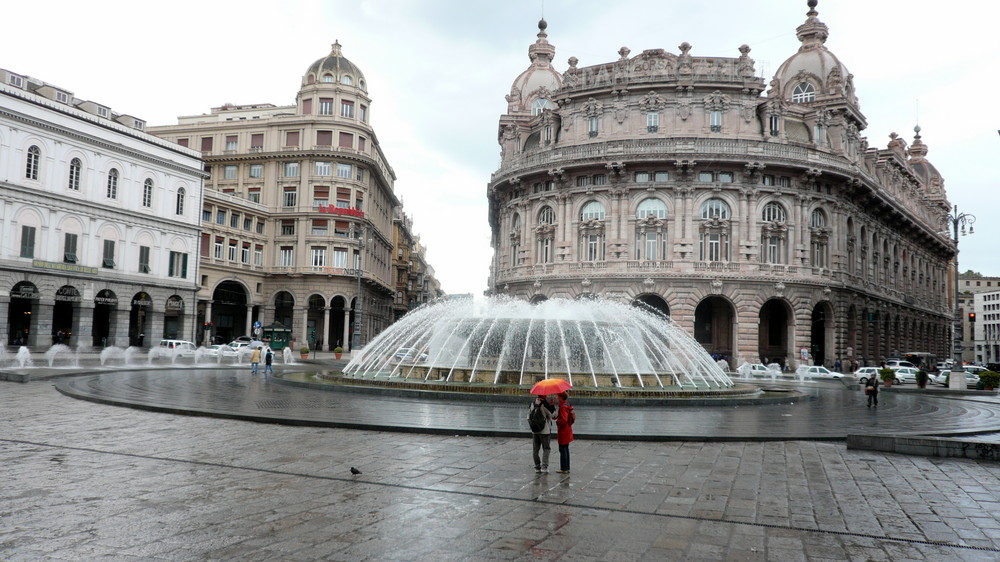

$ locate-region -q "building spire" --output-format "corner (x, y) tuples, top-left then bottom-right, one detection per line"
(528, 19), (555, 65)
(796, 0), (829, 50)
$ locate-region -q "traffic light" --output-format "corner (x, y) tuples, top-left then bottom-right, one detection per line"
(969, 312), (976, 323)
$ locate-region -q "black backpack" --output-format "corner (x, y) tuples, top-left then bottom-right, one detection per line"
(528, 403), (546, 433)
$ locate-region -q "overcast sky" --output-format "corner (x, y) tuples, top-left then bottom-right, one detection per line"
(3, 0), (997, 294)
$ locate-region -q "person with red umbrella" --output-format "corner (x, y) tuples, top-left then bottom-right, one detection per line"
(527, 379), (570, 474)
(555, 392), (575, 474)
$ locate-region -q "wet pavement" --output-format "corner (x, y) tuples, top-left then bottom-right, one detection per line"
(4, 361), (1000, 559)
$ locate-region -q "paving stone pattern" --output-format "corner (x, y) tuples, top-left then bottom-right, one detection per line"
(4, 381), (1000, 560)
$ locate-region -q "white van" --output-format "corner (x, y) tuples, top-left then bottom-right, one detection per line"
(155, 339), (197, 357)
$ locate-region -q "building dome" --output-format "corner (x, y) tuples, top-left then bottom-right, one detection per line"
(303, 41), (366, 91)
(771, 1), (857, 105)
(506, 19), (562, 115)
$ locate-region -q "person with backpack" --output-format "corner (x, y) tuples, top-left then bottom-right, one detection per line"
(263, 347), (274, 377)
(527, 395), (555, 473)
(555, 392), (574, 473)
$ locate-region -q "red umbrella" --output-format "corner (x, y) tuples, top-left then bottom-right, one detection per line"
(530, 378), (572, 395)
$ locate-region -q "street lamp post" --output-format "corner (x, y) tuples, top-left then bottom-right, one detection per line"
(351, 226), (365, 351)
(947, 204), (975, 389)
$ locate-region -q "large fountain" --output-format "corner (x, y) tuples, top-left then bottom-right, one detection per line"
(344, 297), (735, 391)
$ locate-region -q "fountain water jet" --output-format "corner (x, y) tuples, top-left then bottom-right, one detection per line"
(45, 344), (79, 367)
(100, 346), (126, 366)
(345, 297), (734, 390)
(15, 346), (34, 368)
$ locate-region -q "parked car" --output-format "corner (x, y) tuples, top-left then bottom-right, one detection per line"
(747, 363), (771, 375)
(155, 339), (197, 357)
(804, 366), (845, 379)
(931, 370), (980, 388)
(229, 341), (250, 351)
(885, 360), (916, 370)
(963, 365), (988, 375)
(853, 367), (880, 384)
(204, 344), (238, 358)
(232, 336), (253, 343)
(393, 347), (428, 362)
(893, 367), (920, 384)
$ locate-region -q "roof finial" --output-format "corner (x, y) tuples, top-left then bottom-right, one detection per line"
(331, 40), (342, 56)
(807, 0), (819, 17)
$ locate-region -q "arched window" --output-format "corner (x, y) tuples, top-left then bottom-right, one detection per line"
(580, 201), (605, 221)
(636, 198), (668, 219)
(68, 158), (81, 190)
(809, 209), (829, 268)
(322, 74), (334, 83)
(175, 187), (186, 215)
(635, 199), (668, 261)
(810, 209), (826, 227)
(25, 145), (40, 180)
(791, 82), (815, 103)
(761, 202), (786, 223)
(760, 202), (787, 264)
(142, 178), (154, 208)
(106, 168), (119, 199)
(341, 75), (353, 86)
(538, 206), (555, 225)
(531, 98), (553, 116)
(700, 198), (730, 219)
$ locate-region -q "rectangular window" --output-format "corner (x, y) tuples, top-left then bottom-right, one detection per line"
(777, 176), (791, 187)
(588, 116), (599, 137)
(592, 174), (607, 185)
(20, 225), (36, 258)
(762, 174), (775, 186)
(316, 130), (333, 146)
(341, 100), (354, 118)
(646, 112), (659, 132)
(654, 171), (669, 182)
(241, 243), (250, 264)
(250, 133), (264, 148)
(214, 237), (223, 259)
(253, 245), (263, 266)
(64, 233), (78, 263)
(224, 165), (237, 179)
(256, 221), (265, 234)
(358, 136), (367, 152)
(339, 132), (353, 148)
(228, 241), (237, 261)
(139, 245), (151, 273)
(311, 247), (326, 267)
(247, 189), (260, 203)
(315, 161), (331, 176)
(576, 176), (591, 187)
(168, 251), (188, 278)
(230, 213), (239, 228)
(225, 135), (238, 150)
(336, 187), (351, 208)
(359, 105), (367, 122)
(334, 220), (350, 237)
(337, 163), (352, 178)
(710, 111), (722, 132)
(200, 137), (213, 151)
(769, 115), (780, 136)
(283, 187), (297, 207)
(279, 246), (294, 266)
(635, 172), (650, 183)
(216, 210), (225, 224)
(333, 248), (348, 268)
(248, 164), (263, 178)
(313, 186), (329, 207)
(283, 162), (299, 177)
(281, 220), (295, 235)
(302, 99), (312, 114)
(285, 131), (300, 147)
(243, 217), (252, 231)
(718, 172), (733, 183)
(102, 240), (115, 268)
(698, 172), (714, 182)
(319, 98), (333, 115)
(312, 219), (329, 236)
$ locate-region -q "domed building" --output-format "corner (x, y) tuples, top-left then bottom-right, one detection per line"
(488, 2), (955, 369)
(150, 42), (439, 351)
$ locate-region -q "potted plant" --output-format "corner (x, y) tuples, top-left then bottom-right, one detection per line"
(879, 367), (897, 387)
(978, 371), (999, 391)
(300, 345), (310, 359)
(334, 346), (343, 360)
(915, 369), (929, 389)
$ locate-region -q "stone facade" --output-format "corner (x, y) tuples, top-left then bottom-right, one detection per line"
(149, 42), (437, 351)
(1, 68), (204, 349)
(488, 5), (954, 369)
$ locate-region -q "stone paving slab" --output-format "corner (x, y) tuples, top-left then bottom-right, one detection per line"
(4, 382), (1000, 560)
(46, 368), (1000, 440)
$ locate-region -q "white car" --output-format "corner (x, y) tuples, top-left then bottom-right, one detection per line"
(804, 366), (845, 379)
(893, 367), (920, 384)
(393, 348), (428, 362)
(932, 370), (980, 387)
(852, 367), (880, 384)
(155, 339), (197, 357)
(204, 344), (238, 358)
(885, 360), (917, 370)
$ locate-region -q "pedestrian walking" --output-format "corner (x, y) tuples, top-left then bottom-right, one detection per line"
(527, 395), (555, 473)
(250, 347), (261, 375)
(865, 374), (879, 408)
(555, 392), (574, 474)
(263, 347), (274, 377)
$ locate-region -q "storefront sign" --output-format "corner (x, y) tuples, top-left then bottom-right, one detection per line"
(12, 286), (39, 299)
(165, 298), (185, 310)
(33, 260), (97, 275)
(317, 205), (365, 218)
(55, 287), (82, 302)
(95, 295), (119, 305)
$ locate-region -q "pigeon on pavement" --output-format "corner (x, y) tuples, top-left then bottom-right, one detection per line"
(350, 467), (362, 475)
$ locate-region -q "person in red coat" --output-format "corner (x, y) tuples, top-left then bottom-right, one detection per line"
(555, 392), (574, 473)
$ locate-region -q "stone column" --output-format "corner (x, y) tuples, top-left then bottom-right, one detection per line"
(322, 306), (331, 351)
(245, 305), (254, 338)
(113, 306), (131, 348)
(300, 306), (309, 350)
(0, 295), (9, 345)
(149, 308), (165, 341)
(203, 300), (214, 345)
(34, 298), (55, 348)
(342, 308), (351, 351)
(73, 300), (95, 348)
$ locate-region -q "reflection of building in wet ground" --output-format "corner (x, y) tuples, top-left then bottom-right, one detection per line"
(1, 68), (204, 350)
(488, 4), (954, 371)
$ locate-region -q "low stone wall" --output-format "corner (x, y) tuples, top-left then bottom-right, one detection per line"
(847, 434), (1000, 462)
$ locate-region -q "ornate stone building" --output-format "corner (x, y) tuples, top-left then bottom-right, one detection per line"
(150, 42), (437, 351)
(1, 68), (203, 348)
(488, 3), (955, 369)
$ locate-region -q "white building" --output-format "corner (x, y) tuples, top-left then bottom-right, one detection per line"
(973, 290), (1000, 367)
(1, 69), (204, 348)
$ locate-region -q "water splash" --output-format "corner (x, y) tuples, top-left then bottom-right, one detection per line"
(345, 297), (733, 389)
(45, 344), (79, 367)
(15, 346), (34, 368)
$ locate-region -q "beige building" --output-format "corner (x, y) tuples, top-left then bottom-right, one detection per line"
(150, 42), (436, 351)
(392, 210), (440, 322)
(488, 5), (955, 369)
